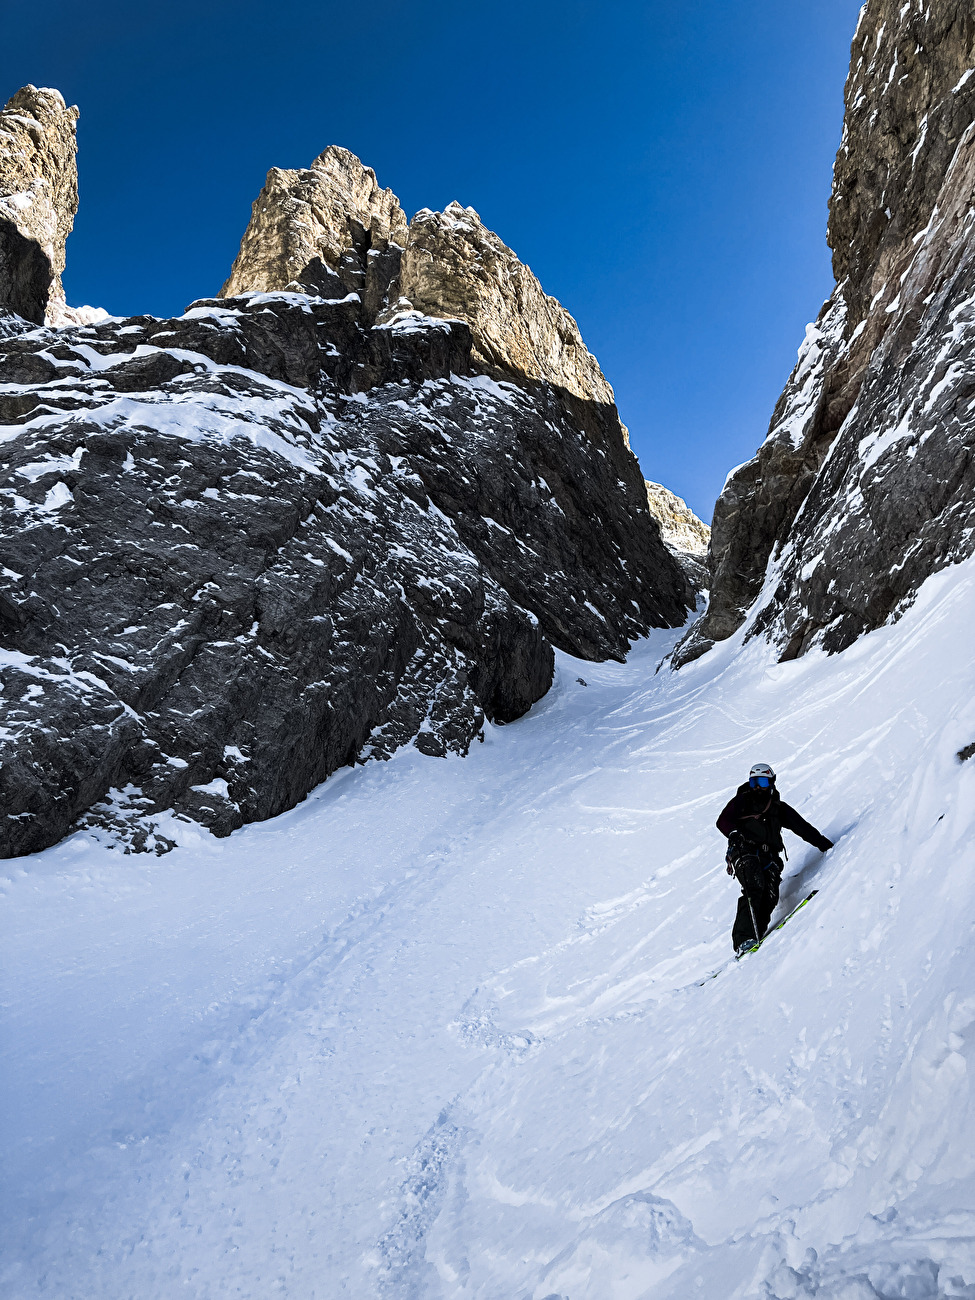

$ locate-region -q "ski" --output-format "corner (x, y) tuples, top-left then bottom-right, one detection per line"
(735, 889), (819, 959)
(695, 889), (820, 985)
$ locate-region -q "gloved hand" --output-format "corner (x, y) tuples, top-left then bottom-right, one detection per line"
(726, 862), (734, 876)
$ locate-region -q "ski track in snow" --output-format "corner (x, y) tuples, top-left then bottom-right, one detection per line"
(2, 561), (975, 1299)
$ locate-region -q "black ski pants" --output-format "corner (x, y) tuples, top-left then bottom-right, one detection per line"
(731, 851), (782, 949)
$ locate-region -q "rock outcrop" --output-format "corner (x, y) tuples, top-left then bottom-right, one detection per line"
(0, 86), (79, 326)
(0, 292), (689, 858)
(221, 146), (408, 320)
(645, 480), (710, 590)
(675, 0), (975, 665)
(0, 111), (697, 859)
(221, 155), (617, 404)
(645, 481), (709, 555)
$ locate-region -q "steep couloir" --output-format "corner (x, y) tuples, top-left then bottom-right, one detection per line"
(676, 0), (975, 665)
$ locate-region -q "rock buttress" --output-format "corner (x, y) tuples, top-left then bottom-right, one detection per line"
(675, 0), (975, 666)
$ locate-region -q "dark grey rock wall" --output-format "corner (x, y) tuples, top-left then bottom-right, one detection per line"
(0, 293), (689, 856)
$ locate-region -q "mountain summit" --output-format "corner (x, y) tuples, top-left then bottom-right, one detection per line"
(220, 150), (618, 405)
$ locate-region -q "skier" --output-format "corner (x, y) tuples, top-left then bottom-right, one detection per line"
(717, 763), (833, 955)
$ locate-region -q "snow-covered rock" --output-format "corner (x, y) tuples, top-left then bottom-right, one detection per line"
(0, 122), (696, 858)
(0, 287), (690, 857)
(676, 0), (975, 665)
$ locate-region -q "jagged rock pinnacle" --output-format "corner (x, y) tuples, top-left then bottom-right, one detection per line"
(0, 86), (79, 325)
(220, 151), (617, 406)
(220, 145), (408, 319)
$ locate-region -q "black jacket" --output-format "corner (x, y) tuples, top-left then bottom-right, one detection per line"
(716, 782), (831, 855)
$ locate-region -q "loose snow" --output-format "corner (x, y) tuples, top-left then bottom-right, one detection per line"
(2, 559), (975, 1298)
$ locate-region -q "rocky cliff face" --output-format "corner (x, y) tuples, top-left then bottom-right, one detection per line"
(0, 141), (690, 858)
(0, 86), (79, 326)
(675, 0), (975, 666)
(645, 480), (710, 590)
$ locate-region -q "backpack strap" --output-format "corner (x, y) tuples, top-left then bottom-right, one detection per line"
(739, 794), (773, 822)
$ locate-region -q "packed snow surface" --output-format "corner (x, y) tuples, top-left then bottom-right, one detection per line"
(3, 559), (975, 1299)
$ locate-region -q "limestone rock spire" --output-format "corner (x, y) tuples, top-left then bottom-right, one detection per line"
(0, 85), (79, 325)
(220, 145), (408, 318)
(220, 152), (618, 406)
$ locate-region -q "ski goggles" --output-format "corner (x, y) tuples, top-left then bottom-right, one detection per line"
(749, 775), (773, 789)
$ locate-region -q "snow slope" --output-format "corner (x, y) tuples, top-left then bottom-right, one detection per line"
(2, 557), (975, 1299)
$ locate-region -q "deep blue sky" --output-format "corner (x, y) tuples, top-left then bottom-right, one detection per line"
(3, 0), (864, 521)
